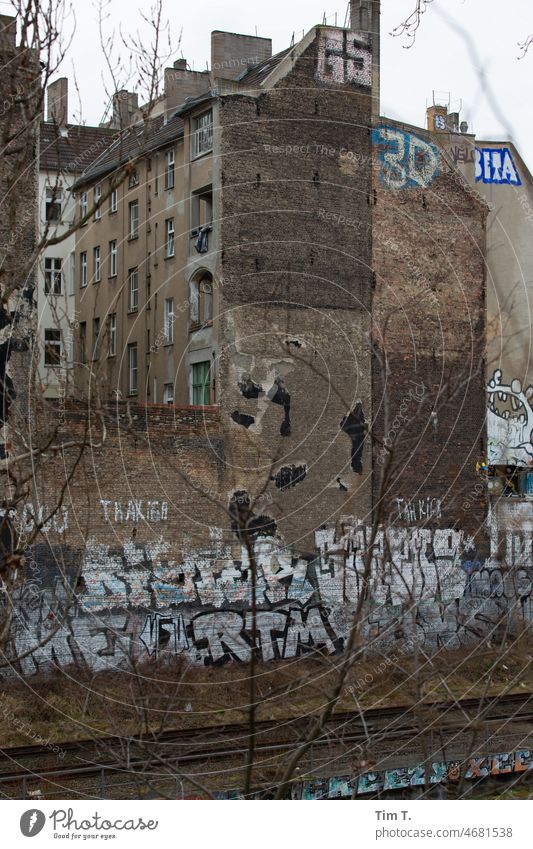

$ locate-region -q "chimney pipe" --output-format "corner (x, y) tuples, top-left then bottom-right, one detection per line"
(349, 1), (380, 116)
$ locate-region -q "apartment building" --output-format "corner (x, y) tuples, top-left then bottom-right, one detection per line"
(424, 103), (533, 496)
(73, 89), (219, 405)
(38, 79), (115, 398)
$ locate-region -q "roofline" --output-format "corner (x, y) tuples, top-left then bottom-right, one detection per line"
(73, 122), (185, 190)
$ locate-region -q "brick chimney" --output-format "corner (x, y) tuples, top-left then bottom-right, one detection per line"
(211, 31), (271, 82)
(0, 14), (16, 53)
(350, 0), (380, 115)
(46, 78), (68, 126)
(164, 59), (210, 116)
(111, 89), (139, 129)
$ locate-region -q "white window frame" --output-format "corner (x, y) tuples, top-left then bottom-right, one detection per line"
(165, 148), (175, 189)
(92, 317), (100, 360)
(110, 188), (118, 213)
(129, 200), (139, 239)
(108, 313), (117, 357)
(45, 186), (62, 222)
(192, 109), (213, 158)
(109, 240), (117, 277)
(93, 245), (101, 282)
(166, 217), (175, 258)
(128, 267), (138, 312)
(128, 343), (138, 395)
(44, 256), (62, 295)
(164, 297), (174, 343)
(69, 252), (76, 295)
(80, 251), (88, 287)
(94, 185), (102, 220)
(163, 383), (174, 404)
(44, 328), (62, 366)
(80, 191), (88, 221)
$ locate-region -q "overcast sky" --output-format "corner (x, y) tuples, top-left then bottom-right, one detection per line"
(18, 0), (533, 169)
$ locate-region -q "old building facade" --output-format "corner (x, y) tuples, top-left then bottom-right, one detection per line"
(10, 18), (518, 677)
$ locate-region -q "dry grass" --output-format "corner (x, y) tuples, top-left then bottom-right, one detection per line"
(0, 632), (531, 748)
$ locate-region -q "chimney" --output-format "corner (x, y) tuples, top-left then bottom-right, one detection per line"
(350, 1), (380, 116)
(112, 89), (139, 129)
(164, 61), (210, 116)
(46, 78), (68, 126)
(0, 15), (17, 54)
(211, 31), (272, 82)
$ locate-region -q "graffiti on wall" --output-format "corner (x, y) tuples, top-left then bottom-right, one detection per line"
(316, 29), (372, 88)
(395, 498), (442, 523)
(487, 368), (533, 465)
(291, 748), (533, 799)
(10, 511), (533, 674)
(372, 127), (440, 190)
(475, 147), (521, 186)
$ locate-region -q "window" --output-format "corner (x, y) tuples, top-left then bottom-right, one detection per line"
(44, 257), (62, 295)
(108, 313), (116, 357)
(93, 245), (101, 282)
(92, 317), (100, 360)
(69, 252), (76, 295)
(94, 185), (102, 220)
(165, 217), (174, 257)
(80, 251), (88, 287)
(190, 274), (213, 325)
(45, 186), (62, 222)
(191, 361), (210, 405)
(80, 191), (88, 221)
(109, 240), (117, 277)
(192, 109), (213, 158)
(163, 383), (174, 404)
(78, 322), (86, 363)
(129, 200), (139, 239)
(128, 170), (139, 188)
(110, 188), (118, 213)
(164, 297), (174, 343)
(44, 329), (61, 366)
(191, 187), (213, 231)
(128, 343), (138, 395)
(165, 149), (175, 189)
(128, 267), (138, 312)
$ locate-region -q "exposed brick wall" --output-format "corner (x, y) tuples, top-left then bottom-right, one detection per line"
(371, 120), (488, 537)
(217, 32), (374, 549)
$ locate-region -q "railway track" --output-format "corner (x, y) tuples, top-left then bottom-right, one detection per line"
(1, 692), (531, 798)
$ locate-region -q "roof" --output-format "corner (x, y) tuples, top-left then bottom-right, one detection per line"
(237, 46), (293, 87)
(73, 113), (185, 189)
(39, 122), (117, 173)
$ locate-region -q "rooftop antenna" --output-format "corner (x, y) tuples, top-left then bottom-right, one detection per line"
(343, 1), (350, 28)
(290, 31), (295, 47)
(255, 25), (258, 36)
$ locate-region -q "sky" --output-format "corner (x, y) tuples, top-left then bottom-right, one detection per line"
(10, 0), (533, 169)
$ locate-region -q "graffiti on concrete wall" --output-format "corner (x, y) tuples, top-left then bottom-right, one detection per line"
(476, 147), (521, 186)
(372, 126), (440, 189)
(487, 368), (533, 465)
(291, 748), (533, 799)
(10, 512), (533, 674)
(316, 29), (372, 88)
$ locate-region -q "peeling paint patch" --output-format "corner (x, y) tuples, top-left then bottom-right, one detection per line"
(340, 403), (367, 473)
(229, 490), (277, 538)
(272, 465), (307, 490)
(268, 376), (291, 436)
(231, 411), (255, 428)
(238, 377), (263, 399)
